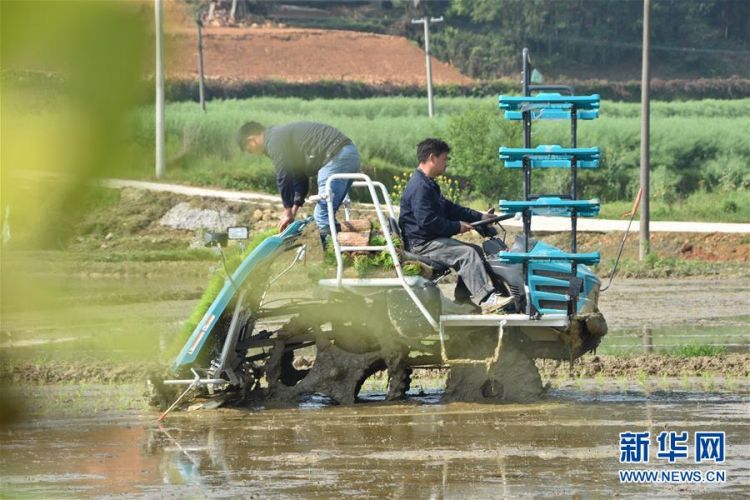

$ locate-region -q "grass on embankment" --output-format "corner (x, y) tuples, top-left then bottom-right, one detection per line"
(118, 97), (749, 224)
(10, 95), (748, 222)
(597, 191), (750, 224)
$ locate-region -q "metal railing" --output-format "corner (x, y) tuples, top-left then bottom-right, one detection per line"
(324, 173), (438, 331)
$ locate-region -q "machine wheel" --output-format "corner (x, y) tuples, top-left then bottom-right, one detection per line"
(444, 337), (543, 402)
(278, 346), (311, 386)
(386, 365), (412, 401)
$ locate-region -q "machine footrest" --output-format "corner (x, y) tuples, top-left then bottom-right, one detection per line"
(440, 314), (569, 328)
(437, 314), (569, 365)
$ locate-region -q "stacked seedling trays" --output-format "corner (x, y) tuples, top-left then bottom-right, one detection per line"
(497, 49), (602, 317)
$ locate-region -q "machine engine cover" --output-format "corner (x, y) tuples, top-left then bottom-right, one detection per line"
(386, 281), (441, 339)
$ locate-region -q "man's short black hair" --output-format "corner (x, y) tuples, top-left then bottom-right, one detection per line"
(417, 138), (451, 164)
(236, 121), (265, 150)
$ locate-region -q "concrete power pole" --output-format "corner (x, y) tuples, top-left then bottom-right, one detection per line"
(639, 0), (651, 259)
(197, 14), (206, 112)
(155, 0), (165, 179)
(411, 16), (443, 118)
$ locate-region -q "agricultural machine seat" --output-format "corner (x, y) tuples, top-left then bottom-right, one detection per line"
(387, 217), (451, 277)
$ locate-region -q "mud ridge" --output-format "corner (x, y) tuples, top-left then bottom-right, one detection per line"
(4, 354), (749, 385)
(536, 353), (750, 378)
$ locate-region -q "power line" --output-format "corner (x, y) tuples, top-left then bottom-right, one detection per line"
(527, 34), (750, 56)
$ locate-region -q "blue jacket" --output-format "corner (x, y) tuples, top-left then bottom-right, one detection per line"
(398, 169), (483, 249)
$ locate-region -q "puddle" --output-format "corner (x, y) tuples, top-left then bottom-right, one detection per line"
(2, 387), (748, 497)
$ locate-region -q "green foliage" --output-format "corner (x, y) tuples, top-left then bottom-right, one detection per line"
(402, 262), (422, 276)
(118, 96), (750, 221)
(390, 171), (463, 204)
(599, 189), (750, 223)
(324, 222), (426, 278)
(435, 0), (750, 80)
(604, 254), (748, 279)
(154, 76), (750, 102)
(87, 248), (215, 262)
(167, 229), (275, 358)
(670, 345), (728, 358)
(444, 105), (522, 200)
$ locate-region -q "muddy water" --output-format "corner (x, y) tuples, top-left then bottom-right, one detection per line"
(598, 277), (750, 331)
(2, 388), (748, 497)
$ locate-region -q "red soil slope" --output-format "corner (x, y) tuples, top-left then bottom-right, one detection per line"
(165, 26), (474, 86)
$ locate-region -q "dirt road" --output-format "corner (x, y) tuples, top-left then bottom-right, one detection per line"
(102, 178), (750, 234)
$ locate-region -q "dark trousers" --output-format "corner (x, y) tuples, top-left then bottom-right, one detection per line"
(411, 237), (495, 306)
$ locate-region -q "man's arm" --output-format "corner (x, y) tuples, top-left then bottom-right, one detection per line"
(275, 166), (301, 232)
(412, 186), (461, 237)
(278, 176), (308, 232)
(275, 166), (296, 209)
(292, 174), (309, 208)
(443, 198), (484, 223)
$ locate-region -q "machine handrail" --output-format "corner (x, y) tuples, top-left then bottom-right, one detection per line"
(324, 173), (439, 331)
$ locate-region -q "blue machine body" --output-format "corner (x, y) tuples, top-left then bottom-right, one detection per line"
(491, 239), (600, 316)
(523, 241), (599, 315)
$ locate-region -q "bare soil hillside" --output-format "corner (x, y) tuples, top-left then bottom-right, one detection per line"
(164, 26), (474, 86)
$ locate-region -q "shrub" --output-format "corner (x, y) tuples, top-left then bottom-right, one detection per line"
(444, 105), (521, 201)
(390, 171), (463, 204)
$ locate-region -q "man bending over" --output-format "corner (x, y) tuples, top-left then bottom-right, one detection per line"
(237, 121), (360, 242)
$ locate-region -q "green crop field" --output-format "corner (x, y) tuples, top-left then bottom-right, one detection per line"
(13, 96), (750, 222)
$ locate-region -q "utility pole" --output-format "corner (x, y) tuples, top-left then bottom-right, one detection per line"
(411, 16), (443, 118)
(639, 0), (650, 259)
(197, 12), (206, 112)
(155, 0), (165, 179)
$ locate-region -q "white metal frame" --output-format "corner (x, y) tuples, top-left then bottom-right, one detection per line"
(438, 313), (569, 365)
(323, 174), (573, 361)
(324, 173), (438, 331)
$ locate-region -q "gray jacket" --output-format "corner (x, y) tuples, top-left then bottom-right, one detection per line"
(263, 122), (353, 208)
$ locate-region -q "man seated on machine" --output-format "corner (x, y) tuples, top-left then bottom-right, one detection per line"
(398, 138), (513, 314)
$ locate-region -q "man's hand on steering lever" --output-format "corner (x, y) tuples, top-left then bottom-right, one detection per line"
(458, 221), (473, 234)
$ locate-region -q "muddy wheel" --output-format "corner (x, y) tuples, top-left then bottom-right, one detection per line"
(386, 365), (412, 401)
(381, 347), (412, 401)
(330, 319), (381, 354)
(278, 346), (311, 386)
(266, 338), (388, 405)
(354, 360), (388, 400)
(265, 340), (315, 389)
(444, 339), (543, 403)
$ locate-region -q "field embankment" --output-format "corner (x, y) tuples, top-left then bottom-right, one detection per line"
(1, 184), (748, 386)
(119, 97), (750, 223)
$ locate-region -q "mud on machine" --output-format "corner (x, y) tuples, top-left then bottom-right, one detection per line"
(150, 49), (608, 414)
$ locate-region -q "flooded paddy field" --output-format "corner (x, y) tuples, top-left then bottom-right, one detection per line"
(1, 383), (748, 497)
(2, 253), (749, 496)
